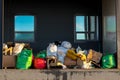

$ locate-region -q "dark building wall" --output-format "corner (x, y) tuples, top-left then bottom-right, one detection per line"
(4, 0), (102, 53)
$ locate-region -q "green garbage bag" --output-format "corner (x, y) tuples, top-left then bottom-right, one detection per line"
(16, 48), (33, 69)
(36, 50), (46, 58)
(102, 54), (116, 68)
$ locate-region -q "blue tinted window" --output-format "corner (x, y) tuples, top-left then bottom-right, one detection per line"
(76, 33), (85, 40)
(75, 15), (98, 41)
(76, 16), (85, 32)
(15, 33), (34, 41)
(90, 16), (95, 32)
(15, 16), (34, 32)
(14, 15), (34, 42)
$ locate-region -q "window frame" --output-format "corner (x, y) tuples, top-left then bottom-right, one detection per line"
(74, 15), (99, 43)
(14, 15), (36, 42)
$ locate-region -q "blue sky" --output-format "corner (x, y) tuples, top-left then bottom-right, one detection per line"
(76, 16), (85, 32)
(76, 16), (85, 39)
(15, 15), (34, 32)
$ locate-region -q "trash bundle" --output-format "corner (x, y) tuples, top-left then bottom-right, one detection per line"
(57, 46), (68, 63)
(102, 53), (116, 68)
(61, 41), (72, 49)
(66, 49), (78, 60)
(34, 58), (46, 69)
(87, 49), (102, 63)
(3, 42), (14, 55)
(3, 43), (8, 51)
(57, 41), (72, 63)
(13, 43), (25, 55)
(16, 48), (33, 69)
(47, 43), (57, 57)
(36, 50), (46, 59)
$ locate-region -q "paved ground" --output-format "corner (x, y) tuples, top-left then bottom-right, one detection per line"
(0, 69), (120, 80)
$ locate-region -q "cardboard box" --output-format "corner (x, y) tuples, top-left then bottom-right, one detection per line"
(2, 55), (16, 68)
(64, 56), (77, 66)
(87, 49), (102, 63)
(47, 57), (57, 69)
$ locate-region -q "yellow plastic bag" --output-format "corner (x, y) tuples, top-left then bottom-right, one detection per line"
(66, 49), (77, 60)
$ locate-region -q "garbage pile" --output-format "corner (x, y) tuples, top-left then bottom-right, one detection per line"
(2, 41), (117, 69)
(46, 41), (103, 69)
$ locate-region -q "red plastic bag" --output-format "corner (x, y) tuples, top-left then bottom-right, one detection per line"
(34, 58), (46, 69)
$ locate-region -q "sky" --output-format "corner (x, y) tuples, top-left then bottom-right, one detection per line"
(15, 15), (34, 32)
(76, 16), (85, 32)
(76, 16), (85, 39)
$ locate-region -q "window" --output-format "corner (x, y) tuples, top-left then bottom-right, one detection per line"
(74, 16), (98, 42)
(14, 15), (35, 42)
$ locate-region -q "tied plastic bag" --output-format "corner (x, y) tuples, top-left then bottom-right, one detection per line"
(3, 43), (8, 50)
(36, 50), (46, 58)
(102, 54), (116, 68)
(47, 43), (57, 57)
(13, 43), (25, 55)
(76, 46), (82, 53)
(61, 41), (72, 49)
(16, 48), (33, 69)
(34, 58), (46, 69)
(66, 49), (78, 60)
(57, 46), (68, 63)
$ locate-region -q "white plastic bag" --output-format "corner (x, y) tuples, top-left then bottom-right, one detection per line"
(61, 41), (72, 49)
(76, 46), (82, 53)
(13, 43), (25, 55)
(3, 43), (8, 50)
(57, 46), (68, 63)
(47, 43), (57, 57)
